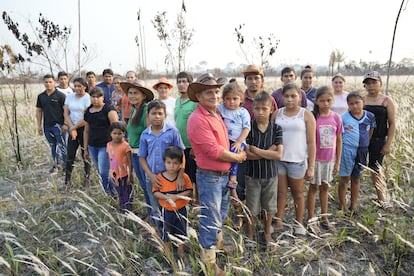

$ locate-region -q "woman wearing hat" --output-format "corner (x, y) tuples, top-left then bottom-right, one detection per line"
(187, 73), (246, 275)
(121, 81), (154, 217)
(152, 77), (176, 127)
(363, 71), (396, 210)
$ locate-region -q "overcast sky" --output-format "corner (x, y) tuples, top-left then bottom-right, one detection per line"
(1, 0), (413, 75)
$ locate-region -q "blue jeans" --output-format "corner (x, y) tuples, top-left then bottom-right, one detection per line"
(131, 153), (151, 216)
(88, 145), (116, 197)
(44, 124), (66, 165)
(196, 170), (230, 249)
(146, 177), (162, 235)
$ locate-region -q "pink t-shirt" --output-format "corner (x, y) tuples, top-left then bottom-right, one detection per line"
(315, 111), (343, 162)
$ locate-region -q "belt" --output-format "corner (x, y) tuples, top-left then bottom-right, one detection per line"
(197, 167), (230, 176)
(131, 148), (139, 154)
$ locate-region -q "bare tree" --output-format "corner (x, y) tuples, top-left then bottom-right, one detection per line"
(234, 23), (280, 69)
(152, 0), (193, 74)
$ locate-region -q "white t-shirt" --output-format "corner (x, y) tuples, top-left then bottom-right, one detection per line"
(65, 93), (91, 124)
(332, 92), (349, 115)
(161, 96), (176, 127)
(57, 86), (74, 96)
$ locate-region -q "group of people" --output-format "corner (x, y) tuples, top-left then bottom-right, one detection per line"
(35, 65), (395, 275)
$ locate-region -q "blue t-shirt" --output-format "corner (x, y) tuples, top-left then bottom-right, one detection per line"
(217, 104), (251, 143)
(342, 111), (376, 148)
(138, 124), (185, 174)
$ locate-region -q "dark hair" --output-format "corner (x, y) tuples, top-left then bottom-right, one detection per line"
(73, 77), (89, 92)
(43, 74), (54, 80)
(281, 66), (296, 77)
(86, 71), (96, 77)
(222, 81), (244, 104)
(109, 121), (126, 134)
(163, 146), (183, 163)
(102, 68), (114, 76)
(282, 82), (301, 95)
(253, 91), (272, 107)
(89, 87), (104, 97)
(57, 71), (68, 79)
(347, 91), (364, 102)
(312, 86), (334, 119)
(176, 71), (193, 83)
(147, 99), (166, 114)
(300, 65), (314, 79)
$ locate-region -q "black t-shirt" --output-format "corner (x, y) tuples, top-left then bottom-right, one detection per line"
(36, 90), (66, 127)
(84, 104), (115, 147)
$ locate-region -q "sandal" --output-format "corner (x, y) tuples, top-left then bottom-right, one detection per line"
(321, 221), (336, 232)
(244, 239), (257, 250)
(293, 226), (307, 237)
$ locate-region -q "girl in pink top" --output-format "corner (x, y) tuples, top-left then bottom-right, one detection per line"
(307, 86), (343, 234)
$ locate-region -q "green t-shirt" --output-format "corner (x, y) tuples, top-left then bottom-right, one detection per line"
(127, 104), (148, 148)
(174, 96), (197, 148)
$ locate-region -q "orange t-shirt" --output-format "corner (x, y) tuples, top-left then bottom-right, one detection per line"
(107, 141), (131, 183)
(120, 94), (132, 120)
(153, 173), (193, 211)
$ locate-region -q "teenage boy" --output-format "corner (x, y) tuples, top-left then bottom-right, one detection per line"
(245, 92), (283, 247)
(36, 74), (67, 172)
(56, 71), (74, 96)
(97, 68), (115, 104)
(271, 66), (307, 108)
(139, 100), (185, 233)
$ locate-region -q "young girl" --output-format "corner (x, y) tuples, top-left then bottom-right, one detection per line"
(363, 71), (396, 210)
(275, 83), (316, 236)
(339, 91), (376, 213)
(300, 65), (317, 111)
(307, 86), (343, 234)
(107, 122), (133, 212)
(217, 81), (251, 206)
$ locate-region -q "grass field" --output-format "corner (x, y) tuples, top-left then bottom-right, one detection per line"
(0, 77), (413, 275)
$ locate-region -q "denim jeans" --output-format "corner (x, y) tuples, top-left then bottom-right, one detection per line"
(88, 145), (116, 197)
(196, 169), (230, 249)
(146, 177), (162, 235)
(131, 152), (151, 216)
(44, 124), (66, 165)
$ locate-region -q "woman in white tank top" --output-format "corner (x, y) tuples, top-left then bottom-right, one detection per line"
(274, 83), (316, 236)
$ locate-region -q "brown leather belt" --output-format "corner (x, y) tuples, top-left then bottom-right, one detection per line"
(197, 167), (230, 176)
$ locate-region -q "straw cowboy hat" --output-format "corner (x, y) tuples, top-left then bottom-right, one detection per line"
(242, 64), (264, 78)
(188, 73), (224, 102)
(120, 81), (154, 103)
(152, 77), (174, 90)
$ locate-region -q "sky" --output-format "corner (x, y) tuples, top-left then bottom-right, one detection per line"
(1, 0), (413, 75)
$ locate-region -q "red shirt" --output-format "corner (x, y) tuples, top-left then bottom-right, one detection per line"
(187, 104), (231, 171)
(119, 94), (132, 120)
(242, 90), (278, 121)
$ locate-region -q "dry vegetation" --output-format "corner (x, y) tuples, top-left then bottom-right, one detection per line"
(0, 78), (413, 275)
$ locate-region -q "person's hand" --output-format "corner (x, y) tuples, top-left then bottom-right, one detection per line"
(381, 143), (391, 155)
(37, 127), (43, 136)
(61, 124), (68, 133)
(84, 150), (90, 160)
(70, 128), (77, 140)
(231, 141), (243, 153)
(333, 162), (340, 176)
(305, 167), (314, 181)
(149, 173), (161, 189)
(176, 175), (185, 191)
(165, 195), (177, 208)
(238, 151), (247, 163)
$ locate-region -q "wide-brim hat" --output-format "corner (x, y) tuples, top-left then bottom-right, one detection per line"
(152, 77), (174, 90)
(363, 71), (381, 83)
(187, 73), (224, 102)
(242, 64), (264, 78)
(120, 81), (154, 103)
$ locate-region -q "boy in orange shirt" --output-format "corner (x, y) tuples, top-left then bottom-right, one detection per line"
(153, 146), (193, 260)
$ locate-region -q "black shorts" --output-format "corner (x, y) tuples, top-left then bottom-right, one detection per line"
(161, 206), (188, 242)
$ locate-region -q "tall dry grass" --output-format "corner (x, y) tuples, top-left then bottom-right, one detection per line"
(0, 78), (413, 275)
